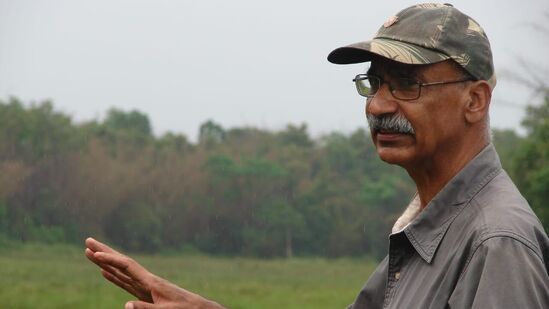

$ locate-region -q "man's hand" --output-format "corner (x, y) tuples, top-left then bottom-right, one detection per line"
(85, 237), (225, 309)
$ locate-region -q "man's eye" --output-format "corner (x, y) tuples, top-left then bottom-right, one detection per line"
(395, 78), (418, 90)
(367, 77), (381, 92)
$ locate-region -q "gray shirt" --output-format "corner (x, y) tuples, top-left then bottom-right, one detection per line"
(349, 144), (549, 309)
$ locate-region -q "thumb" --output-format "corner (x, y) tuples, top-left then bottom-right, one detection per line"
(125, 301), (156, 309)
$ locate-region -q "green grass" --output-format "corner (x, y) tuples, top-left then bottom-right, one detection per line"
(0, 243), (377, 309)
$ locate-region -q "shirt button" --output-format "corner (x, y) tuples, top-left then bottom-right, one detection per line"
(395, 272), (401, 280)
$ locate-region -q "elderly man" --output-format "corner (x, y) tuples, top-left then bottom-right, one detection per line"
(85, 3), (549, 309)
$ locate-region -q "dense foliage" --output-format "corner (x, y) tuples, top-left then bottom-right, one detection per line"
(511, 95), (549, 229)
(0, 97), (547, 258)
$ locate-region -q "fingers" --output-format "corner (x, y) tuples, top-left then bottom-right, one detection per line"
(101, 264), (136, 286)
(86, 246), (133, 276)
(93, 251), (151, 282)
(84, 238), (154, 302)
(86, 247), (136, 287)
(85, 238), (136, 276)
(85, 248), (128, 279)
(101, 267), (154, 302)
(85, 237), (121, 254)
(93, 251), (154, 302)
(85, 247), (107, 268)
(93, 252), (131, 270)
(101, 268), (140, 297)
(85, 246), (129, 274)
(85, 238), (125, 270)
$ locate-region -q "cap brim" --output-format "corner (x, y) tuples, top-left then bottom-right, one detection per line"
(328, 38), (450, 65)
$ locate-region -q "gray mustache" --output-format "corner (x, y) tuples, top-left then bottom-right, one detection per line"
(366, 113), (415, 135)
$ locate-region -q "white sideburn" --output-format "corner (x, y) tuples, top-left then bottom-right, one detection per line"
(391, 194), (421, 234)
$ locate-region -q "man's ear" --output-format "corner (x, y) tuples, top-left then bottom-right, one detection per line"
(464, 81), (491, 124)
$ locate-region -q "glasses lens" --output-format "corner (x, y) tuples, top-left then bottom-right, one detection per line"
(355, 80), (370, 97)
(367, 75), (381, 95)
(392, 78), (420, 100)
(354, 75), (380, 97)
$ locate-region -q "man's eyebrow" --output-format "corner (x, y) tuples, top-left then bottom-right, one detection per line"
(391, 68), (421, 78)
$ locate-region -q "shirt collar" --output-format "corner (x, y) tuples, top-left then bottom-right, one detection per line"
(392, 144), (503, 263)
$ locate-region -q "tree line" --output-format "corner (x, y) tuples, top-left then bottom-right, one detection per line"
(0, 96), (547, 258)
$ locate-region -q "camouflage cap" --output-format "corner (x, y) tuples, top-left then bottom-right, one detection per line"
(328, 3), (496, 88)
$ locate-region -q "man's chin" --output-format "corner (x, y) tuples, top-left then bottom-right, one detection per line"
(375, 145), (415, 166)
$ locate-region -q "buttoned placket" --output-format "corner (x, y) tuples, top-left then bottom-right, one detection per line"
(383, 232), (410, 308)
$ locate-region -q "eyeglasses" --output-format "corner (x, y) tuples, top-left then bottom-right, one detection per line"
(352, 74), (475, 101)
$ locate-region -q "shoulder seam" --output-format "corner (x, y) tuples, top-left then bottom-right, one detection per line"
(457, 231), (544, 282)
(462, 168), (503, 204)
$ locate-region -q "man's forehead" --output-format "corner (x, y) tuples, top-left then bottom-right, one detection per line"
(368, 59), (426, 76)
(368, 59), (462, 79)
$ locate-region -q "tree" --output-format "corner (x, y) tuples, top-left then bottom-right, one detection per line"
(104, 108), (152, 136)
(503, 13), (549, 230)
(100, 108), (153, 147)
(198, 120), (225, 146)
(512, 94), (549, 230)
(492, 129), (523, 171)
(0, 97), (82, 161)
(0, 98), (425, 257)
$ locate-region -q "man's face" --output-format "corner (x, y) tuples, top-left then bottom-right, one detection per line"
(365, 59), (470, 168)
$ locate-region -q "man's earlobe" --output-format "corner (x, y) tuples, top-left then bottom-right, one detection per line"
(464, 81), (491, 124)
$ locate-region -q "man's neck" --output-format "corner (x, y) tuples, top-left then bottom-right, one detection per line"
(407, 140), (489, 209)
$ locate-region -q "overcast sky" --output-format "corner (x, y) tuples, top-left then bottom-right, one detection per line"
(1, 0), (548, 141)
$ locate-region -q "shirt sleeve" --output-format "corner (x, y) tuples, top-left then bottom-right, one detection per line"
(448, 235), (549, 309)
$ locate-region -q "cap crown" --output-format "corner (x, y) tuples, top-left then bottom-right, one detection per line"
(376, 3), (495, 86)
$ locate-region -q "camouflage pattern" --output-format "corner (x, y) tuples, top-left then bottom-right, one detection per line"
(328, 3), (496, 88)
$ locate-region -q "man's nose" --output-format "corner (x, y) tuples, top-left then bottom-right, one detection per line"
(365, 84), (399, 116)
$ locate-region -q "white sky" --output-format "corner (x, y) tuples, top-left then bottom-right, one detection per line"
(1, 0), (548, 141)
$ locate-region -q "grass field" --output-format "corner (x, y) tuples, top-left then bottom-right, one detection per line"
(0, 243), (377, 309)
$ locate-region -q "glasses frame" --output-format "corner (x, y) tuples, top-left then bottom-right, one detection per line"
(352, 74), (476, 101)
